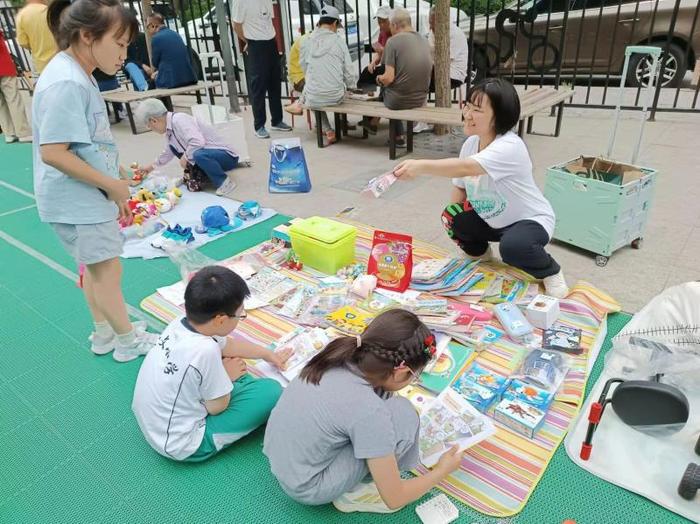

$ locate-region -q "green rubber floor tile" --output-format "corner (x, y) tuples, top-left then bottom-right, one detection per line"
(0, 185), (34, 215)
(43, 376), (131, 451)
(0, 140), (33, 190)
(0, 417), (76, 505)
(10, 352), (108, 415)
(1, 325), (81, 381)
(0, 383), (38, 435)
(0, 460), (119, 523)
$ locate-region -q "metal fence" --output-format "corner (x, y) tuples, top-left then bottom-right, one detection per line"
(1, 0), (698, 113)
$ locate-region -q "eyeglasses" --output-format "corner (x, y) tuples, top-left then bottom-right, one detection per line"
(399, 360), (421, 383)
(230, 310), (247, 320)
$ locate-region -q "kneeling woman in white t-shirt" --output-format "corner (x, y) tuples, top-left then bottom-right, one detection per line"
(393, 78), (568, 298)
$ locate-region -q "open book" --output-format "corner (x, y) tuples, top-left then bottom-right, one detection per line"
(419, 388), (496, 468)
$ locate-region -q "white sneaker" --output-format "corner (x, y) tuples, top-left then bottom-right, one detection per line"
(332, 481), (401, 514)
(543, 270), (570, 299)
(89, 320), (148, 355)
(18, 135), (32, 143)
(215, 177), (237, 197)
(5, 135), (17, 144)
(112, 324), (158, 363)
(413, 122), (433, 133)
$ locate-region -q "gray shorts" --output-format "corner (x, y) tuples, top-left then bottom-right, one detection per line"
(51, 221), (124, 265)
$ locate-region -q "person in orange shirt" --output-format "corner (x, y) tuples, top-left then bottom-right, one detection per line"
(16, 0), (58, 74)
(0, 30), (31, 142)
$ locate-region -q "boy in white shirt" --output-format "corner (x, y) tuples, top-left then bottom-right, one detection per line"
(132, 265), (291, 461)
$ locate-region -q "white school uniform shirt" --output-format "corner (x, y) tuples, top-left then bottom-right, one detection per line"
(232, 0), (275, 41)
(452, 132), (555, 238)
(132, 317), (232, 460)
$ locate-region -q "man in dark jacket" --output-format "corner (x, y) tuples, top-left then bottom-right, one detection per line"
(146, 13), (197, 89)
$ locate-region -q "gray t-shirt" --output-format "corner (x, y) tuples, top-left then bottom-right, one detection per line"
(263, 366), (398, 502)
(381, 31), (432, 110)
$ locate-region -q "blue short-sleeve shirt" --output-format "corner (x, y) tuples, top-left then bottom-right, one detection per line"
(32, 52), (119, 224)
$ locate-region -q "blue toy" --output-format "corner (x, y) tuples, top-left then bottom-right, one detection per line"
(162, 224), (194, 244)
(195, 205), (243, 237)
(236, 200), (262, 220)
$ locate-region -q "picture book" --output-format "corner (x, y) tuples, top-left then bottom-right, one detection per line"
(419, 388), (496, 467)
(419, 341), (476, 394)
(398, 384), (436, 415)
(275, 328), (332, 381)
(412, 258), (454, 282)
(325, 305), (375, 335)
(356, 292), (398, 315)
(543, 324), (583, 354)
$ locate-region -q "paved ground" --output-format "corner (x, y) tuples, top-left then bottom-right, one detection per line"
(108, 93), (699, 313)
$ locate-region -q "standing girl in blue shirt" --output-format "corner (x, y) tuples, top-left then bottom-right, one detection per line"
(34, 0), (157, 362)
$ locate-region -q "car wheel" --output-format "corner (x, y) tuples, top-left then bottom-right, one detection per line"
(627, 43), (686, 88)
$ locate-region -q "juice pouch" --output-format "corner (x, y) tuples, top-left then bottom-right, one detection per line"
(368, 230), (413, 292)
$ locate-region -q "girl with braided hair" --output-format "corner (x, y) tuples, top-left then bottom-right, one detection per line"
(263, 309), (464, 514)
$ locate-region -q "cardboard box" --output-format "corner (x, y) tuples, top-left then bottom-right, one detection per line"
(563, 156), (645, 185)
(494, 398), (546, 438)
(525, 294), (560, 329)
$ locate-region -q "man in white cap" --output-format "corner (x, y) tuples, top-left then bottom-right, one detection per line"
(284, 4), (357, 144)
(357, 5), (392, 88)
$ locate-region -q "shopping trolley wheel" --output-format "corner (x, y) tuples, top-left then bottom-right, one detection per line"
(678, 463), (700, 500)
(595, 255), (609, 267)
(631, 238), (643, 249)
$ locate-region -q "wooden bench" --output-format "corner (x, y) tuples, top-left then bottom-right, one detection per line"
(102, 81), (215, 134)
(315, 86), (575, 159)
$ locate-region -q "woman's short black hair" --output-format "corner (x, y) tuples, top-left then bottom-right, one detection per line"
(184, 266), (249, 325)
(467, 78), (521, 135)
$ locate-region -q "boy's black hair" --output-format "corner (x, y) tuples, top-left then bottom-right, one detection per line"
(318, 16), (339, 26)
(467, 77), (521, 135)
(184, 266), (249, 325)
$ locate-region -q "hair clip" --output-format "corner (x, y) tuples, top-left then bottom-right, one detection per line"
(355, 335), (361, 348)
(424, 334), (436, 358)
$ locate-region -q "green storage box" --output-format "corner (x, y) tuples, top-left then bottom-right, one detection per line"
(289, 217), (357, 274)
(544, 157), (658, 265)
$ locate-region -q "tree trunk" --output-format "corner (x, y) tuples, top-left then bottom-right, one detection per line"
(141, 0), (153, 65)
(433, 0), (451, 135)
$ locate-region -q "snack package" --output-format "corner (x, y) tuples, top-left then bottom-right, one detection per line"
(368, 230), (413, 292)
(361, 172), (397, 198)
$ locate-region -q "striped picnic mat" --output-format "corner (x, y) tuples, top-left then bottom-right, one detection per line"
(140, 220), (620, 517)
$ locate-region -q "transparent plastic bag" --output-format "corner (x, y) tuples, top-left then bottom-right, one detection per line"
(514, 348), (570, 392)
(166, 244), (216, 284)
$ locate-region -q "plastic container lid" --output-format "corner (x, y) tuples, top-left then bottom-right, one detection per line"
(289, 217), (356, 245)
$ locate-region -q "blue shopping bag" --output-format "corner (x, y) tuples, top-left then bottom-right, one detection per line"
(268, 137), (312, 193)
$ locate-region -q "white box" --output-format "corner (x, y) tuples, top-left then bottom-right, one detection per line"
(525, 294), (560, 329)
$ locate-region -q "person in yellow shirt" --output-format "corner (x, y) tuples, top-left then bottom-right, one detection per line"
(16, 0), (58, 74)
(287, 32), (307, 93)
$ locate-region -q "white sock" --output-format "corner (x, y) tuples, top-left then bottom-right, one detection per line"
(94, 321), (113, 339)
(116, 328), (136, 347)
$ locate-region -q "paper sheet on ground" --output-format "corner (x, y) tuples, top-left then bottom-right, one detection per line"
(122, 190), (276, 259)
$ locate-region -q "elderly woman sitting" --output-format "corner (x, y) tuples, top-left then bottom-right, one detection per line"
(135, 98), (239, 196)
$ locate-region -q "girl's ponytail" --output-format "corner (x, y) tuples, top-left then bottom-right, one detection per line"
(47, 0), (72, 49)
(299, 336), (358, 386)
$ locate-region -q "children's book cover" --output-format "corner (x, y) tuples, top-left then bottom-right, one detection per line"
(356, 292), (398, 315)
(324, 306), (375, 335)
(493, 397), (547, 438)
(419, 388), (496, 467)
(276, 328), (331, 381)
(398, 384), (436, 415)
(419, 341), (476, 394)
(543, 324), (583, 354)
(502, 378), (554, 411)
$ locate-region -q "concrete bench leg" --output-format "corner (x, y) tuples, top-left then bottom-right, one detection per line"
(314, 111), (324, 148)
(554, 102), (564, 137)
(125, 103), (137, 135)
(407, 120), (414, 154)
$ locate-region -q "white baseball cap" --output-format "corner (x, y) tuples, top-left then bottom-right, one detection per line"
(374, 5), (391, 20)
(320, 4), (342, 21)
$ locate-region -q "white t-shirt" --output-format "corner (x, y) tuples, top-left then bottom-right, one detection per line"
(428, 23), (469, 82)
(452, 132), (555, 237)
(232, 0), (275, 41)
(132, 317), (233, 460)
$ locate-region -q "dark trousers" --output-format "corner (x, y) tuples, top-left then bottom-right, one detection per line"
(245, 39), (283, 131)
(441, 201), (560, 279)
(429, 71), (464, 92)
(192, 149), (239, 188)
(357, 64), (385, 88)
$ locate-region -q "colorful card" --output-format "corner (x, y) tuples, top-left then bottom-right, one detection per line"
(543, 324), (583, 354)
(494, 398), (547, 438)
(419, 388), (496, 467)
(419, 341), (475, 394)
(502, 379), (554, 411)
(324, 305), (375, 335)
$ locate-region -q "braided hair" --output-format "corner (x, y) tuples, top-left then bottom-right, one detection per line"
(300, 309), (433, 386)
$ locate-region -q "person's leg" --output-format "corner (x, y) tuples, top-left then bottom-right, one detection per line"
(441, 201), (501, 256)
(0, 83), (17, 140)
(124, 63), (149, 91)
(192, 149), (239, 188)
(385, 396), (421, 471)
(498, 220), (560, 279)
(320, 112), (333, 132)
(247, 41), (268, 131)
(357, 66), (378, 88)
(267, 40), (286, 128)
(450, 78), (463, 89)
(186, 375), (282, 462)
(0, 77), (30, 138)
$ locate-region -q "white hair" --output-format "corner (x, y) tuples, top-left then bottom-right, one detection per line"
(389, 7), (412, 29)
(134, 98), (168, 127)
